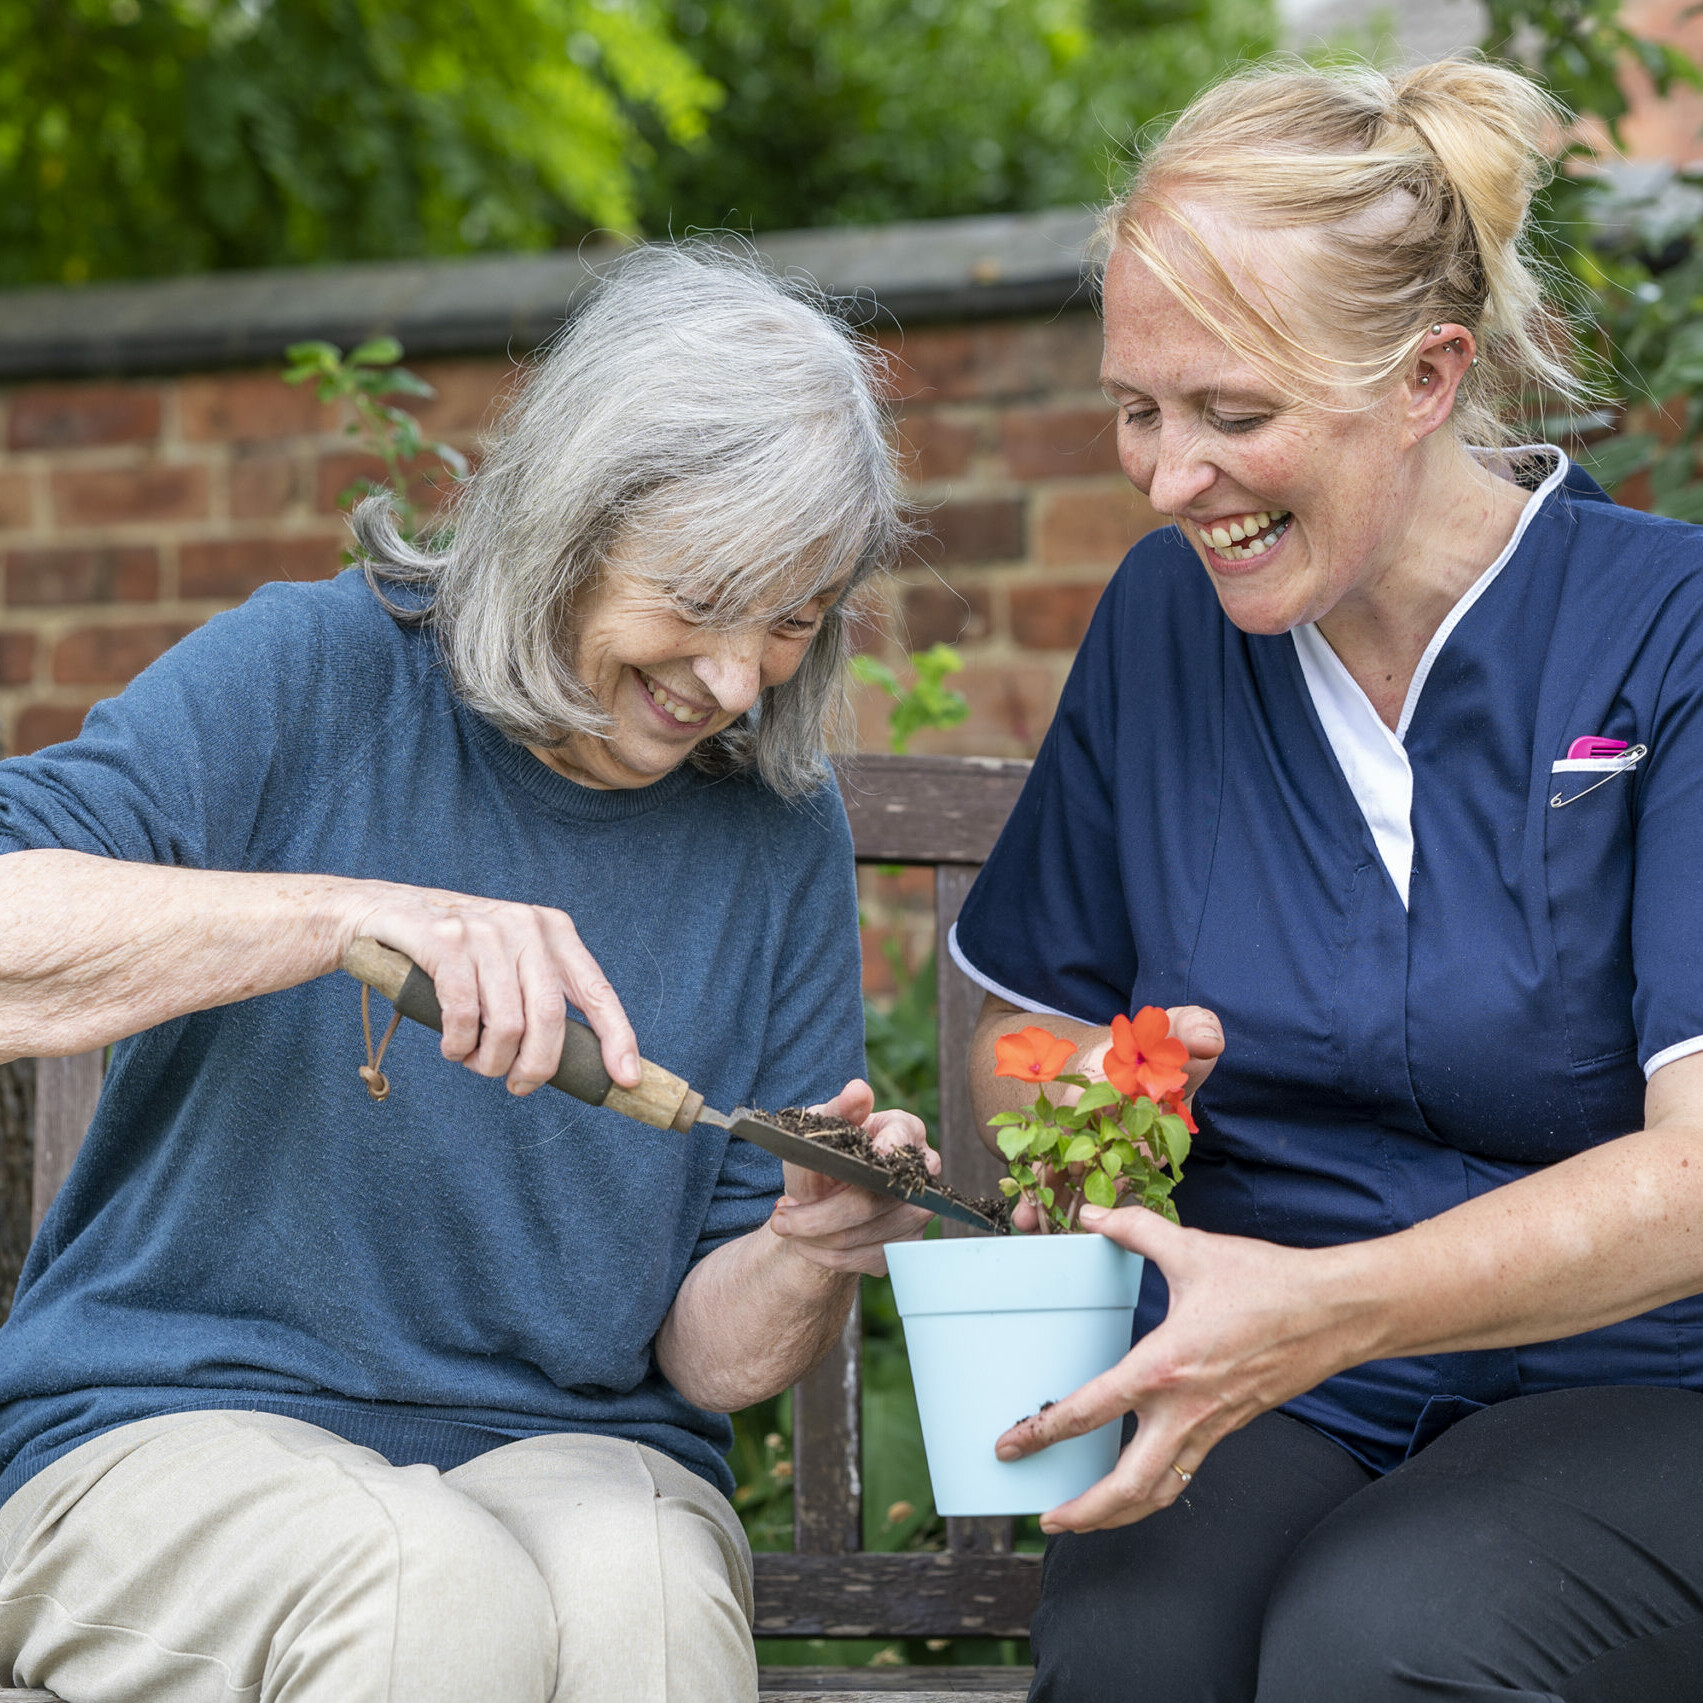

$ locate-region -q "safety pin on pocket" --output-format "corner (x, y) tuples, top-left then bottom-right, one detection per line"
(1550, 744), (1647, 808)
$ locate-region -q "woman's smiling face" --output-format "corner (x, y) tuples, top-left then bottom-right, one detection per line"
(534, 553), (842, 791)
(1101, 244), (1425, 637)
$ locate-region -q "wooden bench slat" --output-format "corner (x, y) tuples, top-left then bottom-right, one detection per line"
(760, 1692), (1028, 1701)
(760, 1668), (1032, 1699)
(793, 1298), (863, 1555)
(752, 1553), (1041, 1640)
(835, 755), (1030, 866)
(931, 863), (1016, 1562)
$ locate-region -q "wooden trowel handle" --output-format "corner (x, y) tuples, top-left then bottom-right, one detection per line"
(342, 937), (705, 1134)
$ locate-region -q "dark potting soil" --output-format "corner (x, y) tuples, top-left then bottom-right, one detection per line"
(768, 1107), (1012, 1231)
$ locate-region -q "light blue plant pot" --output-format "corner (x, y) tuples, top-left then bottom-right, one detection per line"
(885, 1234), (1144, 1517)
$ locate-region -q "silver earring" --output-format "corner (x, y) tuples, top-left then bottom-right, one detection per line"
(1431, 323), (1443, 334)
(1420, 373), (1431, 385)
(1471, 355), (1480, 366)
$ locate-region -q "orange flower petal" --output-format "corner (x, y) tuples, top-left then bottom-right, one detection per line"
(995, 1026), (1073, 1083)
(1104, 1052), (1139, 1099)
(1040, 1036), (1077, 1079)
(1149, 1036), (1189, 1070)
(1130, 1006), (1171, 1050)
(1162, 1089), (1198, 1135)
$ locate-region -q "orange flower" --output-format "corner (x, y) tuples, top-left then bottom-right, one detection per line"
(1161, 1088), (1198, 1135)
(1103, 1006), (1188, 1102)
(995, 1026), (1077, 1083)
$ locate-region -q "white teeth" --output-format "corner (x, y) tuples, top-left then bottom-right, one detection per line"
(1201, 512), (1292, 562)
(640, 672), (709, 725)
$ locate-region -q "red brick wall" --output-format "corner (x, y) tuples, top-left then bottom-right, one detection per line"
(0, 358), (513, 755)
(0, 313), (1159, 765)
(0, 314), (1166, 994)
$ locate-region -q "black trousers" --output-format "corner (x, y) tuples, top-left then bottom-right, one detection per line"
(1028, 1387), (1703, 1702)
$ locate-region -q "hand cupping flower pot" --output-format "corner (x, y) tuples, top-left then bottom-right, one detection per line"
(885, 1233), (1143, 1514)
(885, 1010), (1195, 1517)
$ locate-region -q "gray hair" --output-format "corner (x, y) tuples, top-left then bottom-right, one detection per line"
(353, 241), (906, 798)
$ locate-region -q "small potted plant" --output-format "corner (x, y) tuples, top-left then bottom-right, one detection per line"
(884, 1009), (1195, 1515)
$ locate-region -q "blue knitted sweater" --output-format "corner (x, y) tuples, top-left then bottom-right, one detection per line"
(0, 573), (865, 1499)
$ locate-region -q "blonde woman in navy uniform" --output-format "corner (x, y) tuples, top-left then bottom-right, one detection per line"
(957, 57), (1703, 1702)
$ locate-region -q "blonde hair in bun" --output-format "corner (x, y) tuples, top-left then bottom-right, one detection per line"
(1101, 55), (1591, 442)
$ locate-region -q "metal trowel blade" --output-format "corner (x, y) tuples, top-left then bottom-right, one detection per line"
(698, 1106), (1005, 1234)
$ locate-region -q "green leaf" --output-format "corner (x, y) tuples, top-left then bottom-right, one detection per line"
(1061, 1134), (1098, 1166)
(996, 1125), (1032, 1160)
(350, 336), (406, 369)
(284, 340), (341, 368)
(997, 1176), (1021, 1197)
(987, 1111), (1029, 1127)
(1037, 1186), (1055, 1208)
(1073, 1082), (1121, 1115)
(1083, 1167), (1118, 1209)
(1576, 430), (1659, 492)
(378, 369), (437, 399)
(1101, 1147), (1123, 1178)
(849, 655), (901, 695)
(1156, 1113), (1191, 1168)
(1123, 1100), (1156, 1138)
(1655, 481), (1703, 524)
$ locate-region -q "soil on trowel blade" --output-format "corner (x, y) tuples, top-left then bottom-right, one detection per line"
(767, 1107), (1013, 1231)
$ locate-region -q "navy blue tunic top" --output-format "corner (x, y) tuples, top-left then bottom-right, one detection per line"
(953, 454), (1703, 1471)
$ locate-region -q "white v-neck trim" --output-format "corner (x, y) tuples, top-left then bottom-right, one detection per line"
(1290, 445), (1570, 908)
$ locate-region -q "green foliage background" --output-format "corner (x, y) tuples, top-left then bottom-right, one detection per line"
(638, 0), (1274, 233)
(2, 0), (1276, 286)
(0, 0), (718, 286)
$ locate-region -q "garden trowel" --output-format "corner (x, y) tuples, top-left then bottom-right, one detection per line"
(343, 938), (1004, 1233)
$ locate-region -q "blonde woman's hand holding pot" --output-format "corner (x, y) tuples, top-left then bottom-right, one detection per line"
(992, 1206), (1370, 1533)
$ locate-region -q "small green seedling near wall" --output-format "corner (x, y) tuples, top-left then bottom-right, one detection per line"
(850, 642), (970, 754)
(283, 338), (468, 539)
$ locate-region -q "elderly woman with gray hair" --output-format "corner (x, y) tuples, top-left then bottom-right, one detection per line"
(0, 245), (929, 1703)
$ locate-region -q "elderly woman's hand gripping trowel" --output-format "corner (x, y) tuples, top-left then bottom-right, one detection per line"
(343, 938), (1005, 1232)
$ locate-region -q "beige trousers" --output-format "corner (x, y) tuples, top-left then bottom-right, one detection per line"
(0, 1410), (757, 1703)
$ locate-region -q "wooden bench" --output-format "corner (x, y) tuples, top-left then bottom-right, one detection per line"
(9, 752), (1039, 1703)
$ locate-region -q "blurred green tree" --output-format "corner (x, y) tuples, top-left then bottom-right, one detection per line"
(0, 0), (719, 286)
(1468, 3), (1703, 515)
(640, 0), (1275, 232)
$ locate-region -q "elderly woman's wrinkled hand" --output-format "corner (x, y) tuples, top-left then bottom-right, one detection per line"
(767, 1078), (938, 1276)
(993, 1204), (1367, 1534)
(348, 886), (641, 1097)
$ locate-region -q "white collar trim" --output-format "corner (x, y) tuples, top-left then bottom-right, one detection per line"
(1290, 445), (1570, 909)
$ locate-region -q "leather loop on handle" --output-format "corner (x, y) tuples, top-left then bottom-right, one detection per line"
(341, 937), (704, 1133)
